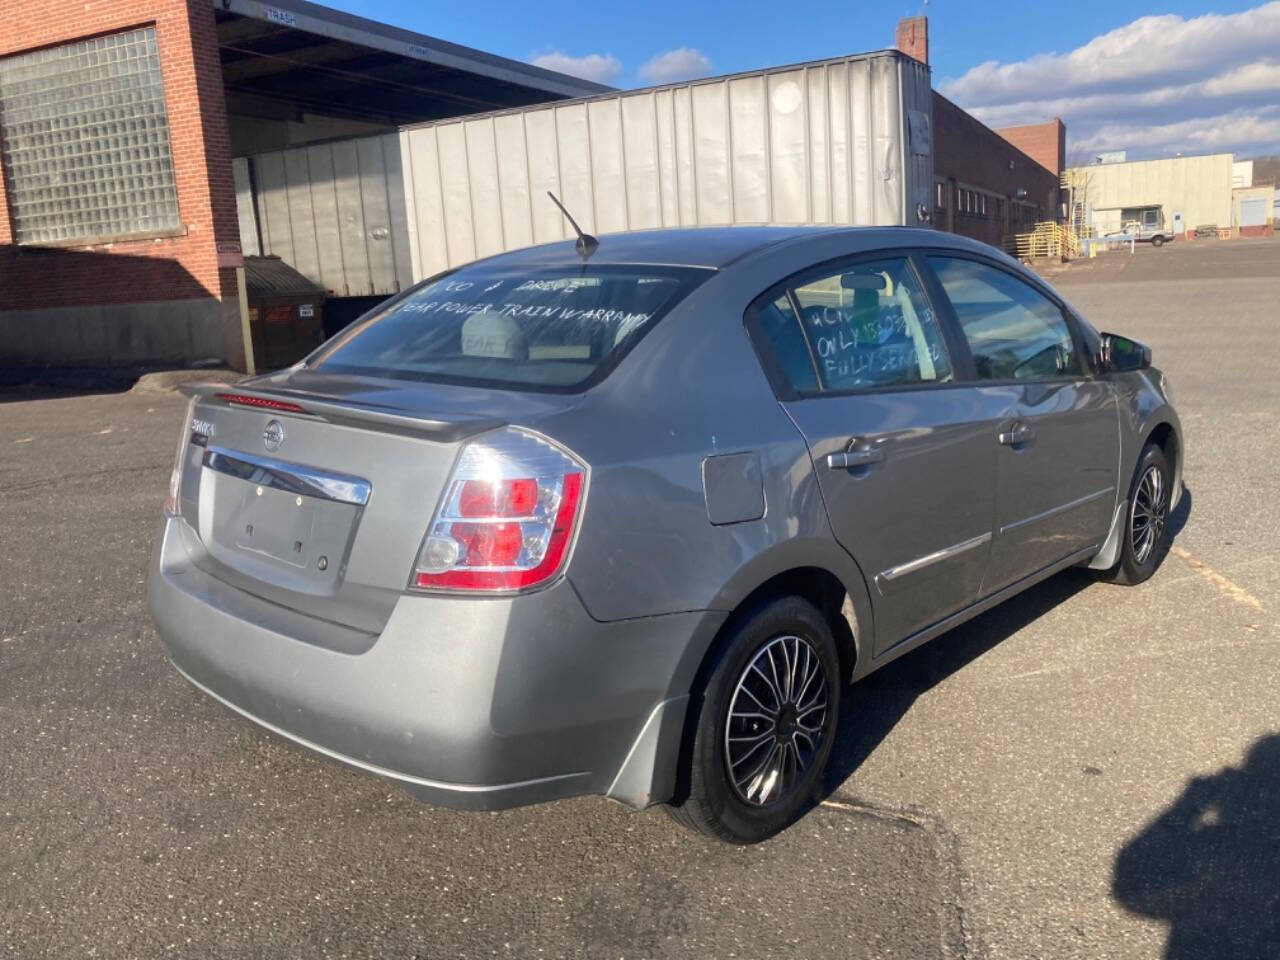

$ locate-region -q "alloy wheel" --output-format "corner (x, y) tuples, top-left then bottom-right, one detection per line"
(1130, 464), (1167, 564)
(724, 635), (829, 806)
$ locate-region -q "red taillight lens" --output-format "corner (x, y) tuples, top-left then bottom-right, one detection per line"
(411, 429), (586, 594)
(451, 522), (524, 567)
(456, 477), (539, 518)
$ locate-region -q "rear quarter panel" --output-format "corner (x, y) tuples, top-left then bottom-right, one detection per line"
(539, 268), (842, 622)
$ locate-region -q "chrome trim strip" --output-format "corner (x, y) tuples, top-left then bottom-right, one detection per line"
(203, 445), (371, 506)
(999, 486), (1115, 536)
(873, 544), (1101, 663)
(877, 532), (992, 585)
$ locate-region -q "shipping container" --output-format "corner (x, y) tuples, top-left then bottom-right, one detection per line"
(398, 50), (933, 280)
(232, 133), (414, 298)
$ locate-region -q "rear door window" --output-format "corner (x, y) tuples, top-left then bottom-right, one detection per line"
(312, 265), (708, 391)
(747, 256), (953, 395)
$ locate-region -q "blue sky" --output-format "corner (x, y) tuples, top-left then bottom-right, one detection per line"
(324, 0), (1280, 158)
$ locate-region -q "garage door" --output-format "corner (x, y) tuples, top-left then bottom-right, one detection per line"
(1240, 197), (1267, 227)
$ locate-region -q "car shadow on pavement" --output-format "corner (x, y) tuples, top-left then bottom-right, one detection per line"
(819, 566), (1096, 799)
(819, 485), (1193, 800)
(1111, 733), (1280, 959)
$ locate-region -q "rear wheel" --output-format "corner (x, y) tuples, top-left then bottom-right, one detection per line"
(1103, 442), (1171, 585)
(666, 595), (840, 844)
(1151, 235), (1165, 248)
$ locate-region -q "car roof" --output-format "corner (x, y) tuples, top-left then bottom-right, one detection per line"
(467, 225), (1005, 271)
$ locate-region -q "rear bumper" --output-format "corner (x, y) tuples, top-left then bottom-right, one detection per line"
(149, 516), (724, 810)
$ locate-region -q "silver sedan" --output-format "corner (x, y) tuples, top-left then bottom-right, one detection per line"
(149, 226), (1182, 843)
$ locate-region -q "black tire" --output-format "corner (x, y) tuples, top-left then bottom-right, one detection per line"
(1151, 236), (1165, 248)
(1103, 442), (1172, 585)
(665, 595), (840, 844)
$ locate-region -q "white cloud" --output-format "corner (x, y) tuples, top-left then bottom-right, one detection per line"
(939, 2), (1280, 159)
(530, 51), (621, 85)
(638, 48), (712, 85)
(1077, 106), (1280, 156)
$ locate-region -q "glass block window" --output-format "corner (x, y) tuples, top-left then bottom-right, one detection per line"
(0, 27), (181, 245)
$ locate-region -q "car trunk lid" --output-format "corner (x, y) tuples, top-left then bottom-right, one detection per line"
(172, 374), (581, 633)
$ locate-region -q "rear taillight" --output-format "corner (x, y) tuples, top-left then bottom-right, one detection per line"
(165, 398), (195, 514)
(412, 428), (586, 593)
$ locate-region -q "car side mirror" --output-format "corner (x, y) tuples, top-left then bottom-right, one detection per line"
(1099, 332), (1151, 373)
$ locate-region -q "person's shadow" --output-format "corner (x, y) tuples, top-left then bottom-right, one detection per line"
(820, 487), (1193, 795)
(1113, 733), (1280, 959)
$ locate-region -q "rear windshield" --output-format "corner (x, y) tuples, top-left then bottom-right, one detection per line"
(311, 264), (708, 391)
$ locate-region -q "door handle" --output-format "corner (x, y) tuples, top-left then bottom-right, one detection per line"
(998, 423), (1036, 446)
(826, 447), (885, 469)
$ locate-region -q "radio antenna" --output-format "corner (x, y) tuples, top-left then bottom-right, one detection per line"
(547, 191), (599, 259)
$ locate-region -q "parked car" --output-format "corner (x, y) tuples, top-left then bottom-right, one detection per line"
(1106, 209), (1173, 247)
(149, 226), (1182, 843)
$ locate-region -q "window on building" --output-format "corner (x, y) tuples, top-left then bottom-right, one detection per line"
(0, 26), (181, 245)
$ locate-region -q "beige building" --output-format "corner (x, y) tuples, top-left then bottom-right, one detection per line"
(1232, 185), (1275, 237)
(1065, 153), (1234, 238)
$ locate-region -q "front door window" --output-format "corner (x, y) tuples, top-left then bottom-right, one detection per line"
(927, 257), (1081, 382)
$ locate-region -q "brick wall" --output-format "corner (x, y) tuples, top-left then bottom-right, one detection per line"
(933, 93), (1061, 249)
(995, 119), (1066, 179)
(0, 0), (240, 314)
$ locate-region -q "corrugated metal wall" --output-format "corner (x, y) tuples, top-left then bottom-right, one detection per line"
(232, 133), (413, 298)
(399, 52), (932, 280)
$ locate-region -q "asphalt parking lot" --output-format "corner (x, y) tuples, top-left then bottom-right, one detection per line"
(2, 236), (1277, 959)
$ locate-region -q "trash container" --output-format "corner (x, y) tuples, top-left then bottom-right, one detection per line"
(243, 256), (326, 370)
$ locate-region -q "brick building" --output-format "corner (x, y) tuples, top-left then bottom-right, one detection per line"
(996, 119), (1067, 180)
(0, 1), (242, 365)
(930, 95), (1063, 249)
(0, 0), (605, 369)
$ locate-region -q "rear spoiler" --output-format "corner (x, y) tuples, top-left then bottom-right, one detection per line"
(180, 381), (503, 443)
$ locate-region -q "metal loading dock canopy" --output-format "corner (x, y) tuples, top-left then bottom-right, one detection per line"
(214, 0), (611, 130)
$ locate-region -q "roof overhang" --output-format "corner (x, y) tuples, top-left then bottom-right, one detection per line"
(215, 0), (612, 127)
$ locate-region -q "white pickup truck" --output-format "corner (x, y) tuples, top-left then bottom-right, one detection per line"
(1105, 206), (1174, 247)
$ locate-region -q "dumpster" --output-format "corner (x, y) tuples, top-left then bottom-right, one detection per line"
(243, 255), (326, 370)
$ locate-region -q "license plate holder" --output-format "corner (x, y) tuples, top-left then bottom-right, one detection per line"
(205, 473), (359, 590)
